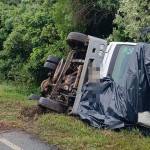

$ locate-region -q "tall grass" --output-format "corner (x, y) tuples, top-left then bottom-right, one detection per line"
(0, 81), (40, 96)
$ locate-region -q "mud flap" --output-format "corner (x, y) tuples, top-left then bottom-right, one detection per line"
(29, 94), (40, 100)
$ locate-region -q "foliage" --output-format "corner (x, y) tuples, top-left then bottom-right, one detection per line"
(71, 0), (119, 37)
(0, 0), (74, 85)
(53, 0), (84, 40)
(110, 0), (150, 42)
(0, 0), (119, 86)
(0, 0), (21, 5)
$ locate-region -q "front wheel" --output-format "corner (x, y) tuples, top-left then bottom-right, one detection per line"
(38, 97), (68, 113)
(66, 32), (89, 51)
(43, 62), (57, 71)
(46, 55), (60, 64)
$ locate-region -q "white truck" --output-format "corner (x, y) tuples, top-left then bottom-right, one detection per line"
(30, 27), (150, 128)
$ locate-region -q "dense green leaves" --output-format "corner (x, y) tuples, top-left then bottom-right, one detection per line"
(1, 0), (148, 87)
(70, 0), (119, 37)
(0, 0), (71, 85)
(110, 0), (150, 42)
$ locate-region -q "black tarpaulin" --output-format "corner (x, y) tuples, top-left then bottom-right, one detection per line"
(78, 43), (150, 130)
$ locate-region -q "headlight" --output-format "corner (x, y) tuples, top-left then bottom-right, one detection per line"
(99, 50), (104, 56)
(100, 44), (105, 50)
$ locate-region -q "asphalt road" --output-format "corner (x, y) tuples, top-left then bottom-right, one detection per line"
(0, 131), (60, 150)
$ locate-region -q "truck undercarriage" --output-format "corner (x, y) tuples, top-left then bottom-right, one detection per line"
(29, 32), (107, 114)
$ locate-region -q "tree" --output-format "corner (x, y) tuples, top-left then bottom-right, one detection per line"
(0, 0), (21, 5)
(0, 0), (73, 84)
(70, 0), (119, 37)
(0, 0), (120, 86)
(110, 0), (150, 42)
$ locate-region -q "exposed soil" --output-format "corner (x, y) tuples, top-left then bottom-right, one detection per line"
(0, 105), (43, 133)
(0, 121), (23, 133)
(20, 105), (43, 119)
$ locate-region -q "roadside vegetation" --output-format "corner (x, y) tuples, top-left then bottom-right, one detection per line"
(0, 0), (149, 87)
(0, 83), (150, 150)
(0, 0), (119, 86)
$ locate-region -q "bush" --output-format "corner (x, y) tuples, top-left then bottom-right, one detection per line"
(110, 0), (150, 42)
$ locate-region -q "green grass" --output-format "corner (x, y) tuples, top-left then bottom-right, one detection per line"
(0, 81), (40, 96)
(34, 113), (150, 150)
(0, 83), (37, 126)
(0, 83), (150, 150)
(0, 83), (37, 105)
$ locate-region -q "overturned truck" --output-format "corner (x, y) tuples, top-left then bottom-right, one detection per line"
(30, 26), (150, 129)
(30, 32), (107, 114)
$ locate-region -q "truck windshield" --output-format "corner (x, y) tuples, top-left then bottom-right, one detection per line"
(112, 45), (135, 86)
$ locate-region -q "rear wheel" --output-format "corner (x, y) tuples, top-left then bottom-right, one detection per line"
(38, 97), (68, 113)
(43, 62), (57, 71)
(67, 32), (88, 50)
(47, 55), (60, 64)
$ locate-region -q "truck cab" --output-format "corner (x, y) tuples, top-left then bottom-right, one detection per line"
(73, 40), (150, 128)
(102, 42), (150, 127)
(72, 41), (137, 114)
(102, 42), (136, 81)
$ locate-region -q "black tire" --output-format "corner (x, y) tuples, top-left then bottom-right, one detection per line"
(47, 55), (60, 64)
(43, 62), (57, 71)
(67, 32), (88, 50)
(38, 97), (68, 113)
(53, 59), (66, 82)
(29, 94), (40, 100)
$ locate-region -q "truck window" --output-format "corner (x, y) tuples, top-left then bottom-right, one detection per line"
(112, 45), (135, 86)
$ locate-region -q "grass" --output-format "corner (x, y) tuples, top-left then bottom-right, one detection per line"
(34, 114), (150, 150)
(0, 81), (40, 96)
(0, 83), (150, 150)
(0, 83), (37, 128)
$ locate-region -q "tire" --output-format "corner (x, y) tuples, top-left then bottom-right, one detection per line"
(47, 55), (60, 64)
(53, 59), (66, 82)
(43, 62), (57, 71)
(66, 32), (88, 50)
(29, 94), (40, 100)
(38, 97), (68, 113)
